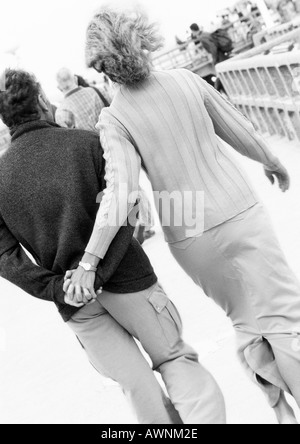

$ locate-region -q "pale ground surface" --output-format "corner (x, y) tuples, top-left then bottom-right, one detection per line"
(1, 135), (300, 425)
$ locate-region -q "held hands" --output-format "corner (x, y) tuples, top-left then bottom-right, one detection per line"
(63, 268), (102, 308)
(264, 164), (290, 193)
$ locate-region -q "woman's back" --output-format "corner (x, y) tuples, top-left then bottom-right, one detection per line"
(101, 69), (268, 243)
(103, 70), (257, 242)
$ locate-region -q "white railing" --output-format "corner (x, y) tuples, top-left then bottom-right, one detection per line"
(253, 16), (300, 46)
(152, 44), (216, 78)
(217, 27), (300, 142)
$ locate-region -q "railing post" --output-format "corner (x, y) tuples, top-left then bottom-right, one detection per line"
(256, 0), (275, 28)
(217, 27), (300, 143)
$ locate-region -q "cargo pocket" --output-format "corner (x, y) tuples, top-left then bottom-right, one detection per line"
(166, 301), (183, 337)
(148, 285), (183, 348)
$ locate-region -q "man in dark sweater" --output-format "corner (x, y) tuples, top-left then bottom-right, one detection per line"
(0, 70), (225, 425)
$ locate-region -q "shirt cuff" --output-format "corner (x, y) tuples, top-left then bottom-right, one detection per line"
(264, 160), (281, 172)
(85, 227), (117, 259)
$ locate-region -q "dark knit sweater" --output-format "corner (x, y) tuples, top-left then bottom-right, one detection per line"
(0, 120), (157, 321)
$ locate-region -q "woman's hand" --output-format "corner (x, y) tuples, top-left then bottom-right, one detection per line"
(63, 267), (98, 305)
(264, 164), (290, 193)
(64, 293), (85, 308)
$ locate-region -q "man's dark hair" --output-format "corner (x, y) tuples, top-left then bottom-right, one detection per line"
(0, 69), (41, 129)
(190, 23), (200, 32)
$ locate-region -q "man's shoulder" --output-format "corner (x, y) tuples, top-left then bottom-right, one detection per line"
(15, 123), (101, 150)
(1, 126), (100, 152)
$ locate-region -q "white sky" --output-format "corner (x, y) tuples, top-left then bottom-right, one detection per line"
(0, 0), (237, 99)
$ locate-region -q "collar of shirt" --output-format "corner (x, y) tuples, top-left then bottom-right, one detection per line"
(10, 120), (60, 140)
(65, 87), (82, 99)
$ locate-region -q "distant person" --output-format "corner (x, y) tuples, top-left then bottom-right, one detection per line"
(190, 23), (232, 65)
(55, 68), (105, 132)
(190, 23), (217, 88)
(75, 74), (111, 107)
(221, 14), (233, 30)
(190, 23), (203, 46)
(190, 23), (232, 93)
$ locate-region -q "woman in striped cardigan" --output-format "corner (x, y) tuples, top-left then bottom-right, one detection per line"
(66, 9), (299, 424)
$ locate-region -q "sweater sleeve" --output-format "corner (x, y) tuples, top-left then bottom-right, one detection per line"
(85, 110), (141, 259)
(0, 214), (65, 304)
(197, 75), (281, 171)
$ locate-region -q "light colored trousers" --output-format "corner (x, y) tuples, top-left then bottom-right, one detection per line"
(170, 203), (300, 408)
(68, 282), (226, 424)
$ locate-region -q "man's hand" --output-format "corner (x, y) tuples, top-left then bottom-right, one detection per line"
(264, 164), (290, 193)
(64, 293), (85, 308)
(63, 267), (98, 305)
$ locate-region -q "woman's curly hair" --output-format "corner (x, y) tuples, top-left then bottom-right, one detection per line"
(86, 9), (164, 86)
(0, 70), (40, 129)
